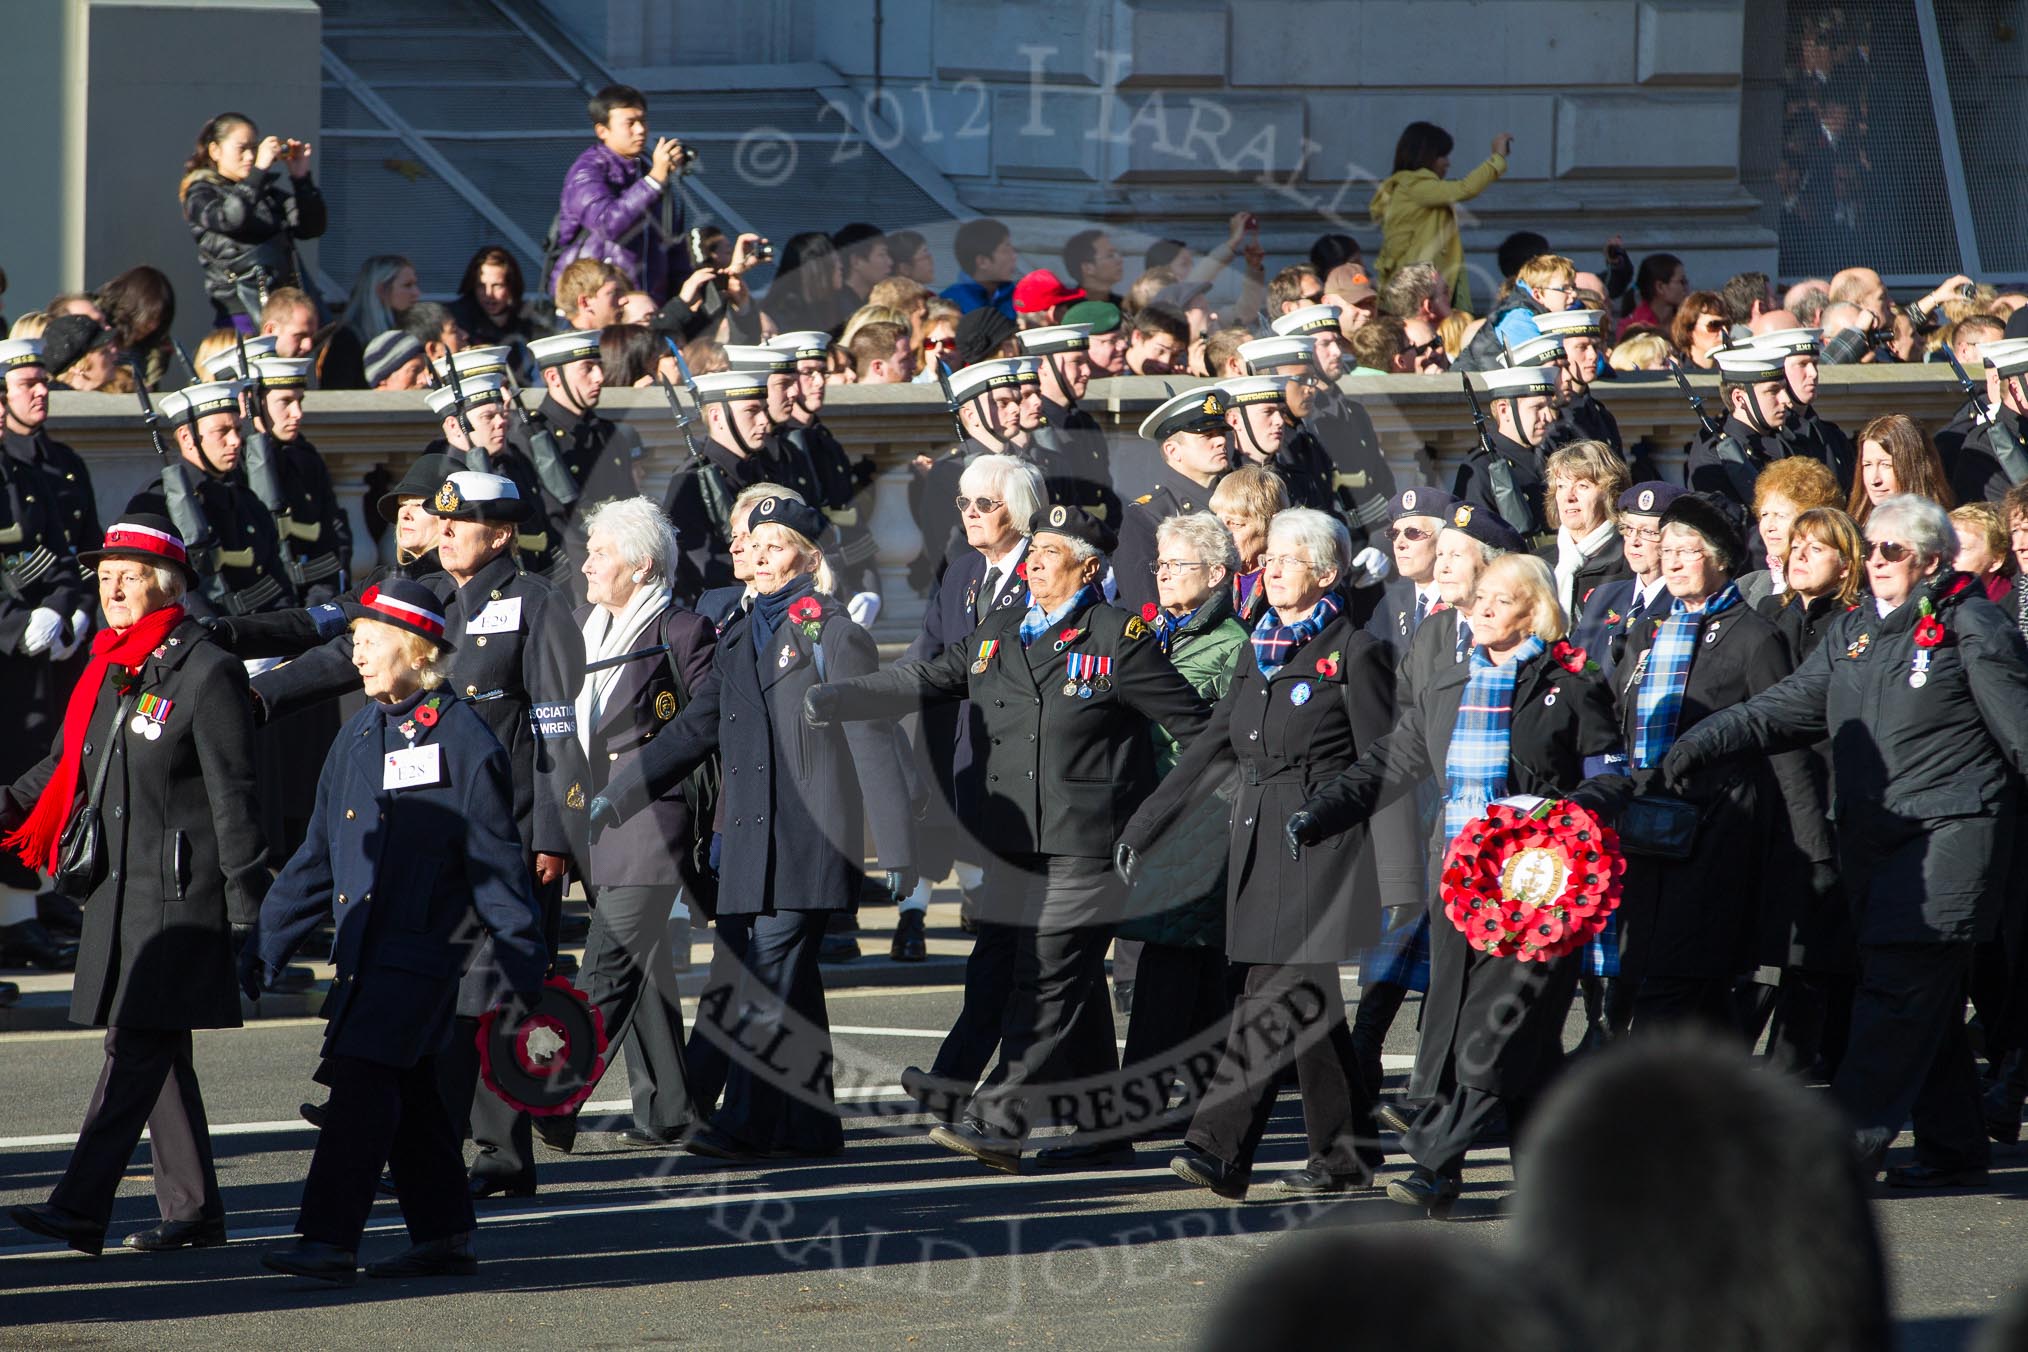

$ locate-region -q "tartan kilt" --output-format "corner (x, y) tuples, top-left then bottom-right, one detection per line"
(1583, 910), (1622, 978)
(1358, 903), (1431, 992)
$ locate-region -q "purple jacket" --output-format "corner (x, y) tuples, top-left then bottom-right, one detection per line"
(548, 142), (686, 301)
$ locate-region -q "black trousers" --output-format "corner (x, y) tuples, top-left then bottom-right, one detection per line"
(708, 909), (841, 1156)
(685, 933), (738, 1117)
(970, 923), (1118, 1143)
(298, 1054), (474, 1252)
(1627, 974), (1742, 1039)
(553, 884), (696, 1142)
(437, 1016), (535, 1187)
(51, 1027), (222, 1228)
(1836, 941), (1988, 1172)
(930, 920), (1117, 1102)
(1185, 963), (1372, 1176)
(1119, 942), (1230, 1133)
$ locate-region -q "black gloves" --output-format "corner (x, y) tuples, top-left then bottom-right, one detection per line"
(1657, 740), (1702, 792)
(236, 941), (265, 1003)
(1112, 842), (1138, 886)
(586, 795), (620, 840)
(1285, 809), (1323, 861)
(883, 869), (919, 905)
(803, 685), (842, 729)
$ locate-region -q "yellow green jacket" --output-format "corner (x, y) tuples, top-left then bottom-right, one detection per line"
(1369, 152), (1507, 312)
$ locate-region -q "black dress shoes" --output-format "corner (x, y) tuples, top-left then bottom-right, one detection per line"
(1034, 1133), (1137, 1169)
(366, 1233), (478, 1278)
(0, 979), (18, 1009)
(467, 1173), (536, 1200)
(818, 931), (862, 964)
(1169, 1145), (1250, 1200)
(1276, 1162), (1371, 1196)
(533, 1117), (577, 1154)
(928, 1120), (1022, 1174)
(890, 910), (927, 961)
(1384, 1167), (1461, 1217)
(1884, 1163), (1991, 1189)
(0, 919), (77, 971)
(35, 892), (83, 938)
(260, 1239), (357, 1285)
(683, 1125), (765, 1161)
(9, 1203), (104, 1256)
(299, 1101), (327, 1128)
(126, 1217), (227, 1251)
(619, 1127), (686, 1150)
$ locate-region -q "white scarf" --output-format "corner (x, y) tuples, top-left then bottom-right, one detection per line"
(1554, 517), (1619, 615)
(575, 584), (671, 758)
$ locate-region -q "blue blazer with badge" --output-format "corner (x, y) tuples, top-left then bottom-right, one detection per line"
(1576, 576), (1668, 684)
(250, 688), (548, 1068)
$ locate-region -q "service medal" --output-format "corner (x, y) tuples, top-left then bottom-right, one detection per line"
(1290, 681), (1311, 706)
(1078, 684), (1093, 699)
(1062, 680), (1079, 697)
(972, 658), (989, 675)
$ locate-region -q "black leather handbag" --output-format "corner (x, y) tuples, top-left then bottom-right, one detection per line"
(53, 693), (135, 901)
(1618, 792), (1699, 860)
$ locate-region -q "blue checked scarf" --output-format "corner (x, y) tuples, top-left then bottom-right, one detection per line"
(1442, 636), (1546, 844)
(1632, 582), (1742, 769)
(1251, 591), (1343, 677)
(1019, 583), (1101, 648)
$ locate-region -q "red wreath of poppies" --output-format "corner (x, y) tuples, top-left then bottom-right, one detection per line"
(1439, 799), (1625, 962)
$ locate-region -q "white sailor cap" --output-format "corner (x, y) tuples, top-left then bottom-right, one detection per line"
(158, 380), (244, 424)
(432, 345), (513, 384)
(1712, 346), (1787, 382)
(1751, 327), (1822, 357)
(946, 358), (1028, 404)
(1985, 339), (2028, 378)
(1479, 365), (1557, 400)
(1270, 305), (1344, 338)
(1015, 324), (1092, 356)
(692, 369), (772, 404)
(424, 371), (508, 417)
(528, 330), (601, 369)
(1137, 385), (1231, 442)
(0, 339), (45, 371)
(1216, 375), (1292, 407)
(249, 356), (313, 390)
(424, 469), (527, 522)
(768, 331), (833, 363)
(1010, 356), (1042, 385)
(1505, 333), (1567, 368)
(723, 343), (797, 375)
(1236, 335), (1317, 375)
(1533, 309), (1607, 340)
(201, 335), (278, 381)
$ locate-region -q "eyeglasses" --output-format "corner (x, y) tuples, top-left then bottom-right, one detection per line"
(954, 495), (1002, 514)
(1659, 546), (1711, 563)
(1620, 526), (1663, 544)
(1866, 540), (1912, 562)
(1151, 560), (1206, 577)
(925, 337), (957, 353)
(1696, 318), (1728, 334)
(1259, 553), (1313, 571)
(1385, 525), (1433, 543)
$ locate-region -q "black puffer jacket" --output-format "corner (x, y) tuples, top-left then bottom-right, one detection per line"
(180, 168), (327, 316)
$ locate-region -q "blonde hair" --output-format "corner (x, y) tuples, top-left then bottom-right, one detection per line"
(1477, 552), (1567, 643)
(748, 520), (836, 597)
(193, 328), (240, 373)
(555, 258), (624, 317)
(8, 311), (48, 341)
(1608, 332), (1671, 373)
(1952, 501), (2008, 563)
(1209, 463), (1291, 528)
(1437, 309), (1475, 358)
(840, 304), (913, 349)
(348, 617), (447, 690)
(1517, 254), (1577, 293)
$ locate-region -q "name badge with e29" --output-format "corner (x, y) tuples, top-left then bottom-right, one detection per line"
(384, 744), (443, 790)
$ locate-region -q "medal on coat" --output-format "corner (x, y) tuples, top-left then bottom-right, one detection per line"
(1290, 681), (1312, 706)
(778, 642), (796, 669)
(129, 692), (172, 741)
(1909, 650), (1931, 688)
(972, 638), (1000, 676)
(654, 690), (677, 721)
(1066, 653), (1111, 698)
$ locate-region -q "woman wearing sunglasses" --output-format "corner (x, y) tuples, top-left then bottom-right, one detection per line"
(1669, 291), (1732, 369)
(1665, 494), (2028, 1189)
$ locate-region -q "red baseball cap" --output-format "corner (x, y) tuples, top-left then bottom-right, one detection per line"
(1013, 269), (1086, 314)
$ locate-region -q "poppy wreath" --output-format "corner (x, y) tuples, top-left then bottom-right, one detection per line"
(1439, 797), (1624, 962)
(788, 594), (825, 639)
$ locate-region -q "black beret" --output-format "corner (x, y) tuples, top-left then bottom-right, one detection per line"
(1658, 491), (1744, 572)
(1616, 481), (1685, 518)
(1389, 485), (1459, 522)
(746, 491), (827, 542)
(1441, 501), (1527, 555)
(1028, 502), (1117, 556)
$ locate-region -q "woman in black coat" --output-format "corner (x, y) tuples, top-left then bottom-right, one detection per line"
(1120, 509), (1395, 1201)
(177, 113), (326, 327)
(1288, 551), (1626, 1214)
(1612, 492), (1830, 1034)
(1666, 494), (2028, 1187)
(591, 494), (914, 1160)
(3, 517), (269, 1257)
(244, 579), (547, 1284)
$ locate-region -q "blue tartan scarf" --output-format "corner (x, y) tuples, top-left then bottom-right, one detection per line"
(1251, 591), (1342, 677)
(1442, 636), (1546, 844)
(1019, 583), (1100, 648)
(1632, 581), (1742, 769)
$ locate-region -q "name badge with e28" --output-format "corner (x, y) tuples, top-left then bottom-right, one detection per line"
(383, 743), (443, 790)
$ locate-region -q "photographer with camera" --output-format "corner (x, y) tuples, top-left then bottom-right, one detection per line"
(549, 85), (693, 306)
(178, 113), (326, 330)
(656, 227), (770, 345)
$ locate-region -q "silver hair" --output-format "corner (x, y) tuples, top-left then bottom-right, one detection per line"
(960, 454), (1047, 533)
(1866, 493), (1956, 565)
(1158, 511), (1239, 574)
(1439, 525), (1501, 565)
(582, 496), (675, 583)
(154, 565), (187, 600)
(1056, 534), (1101, 565)
(1267, 507), (1352, 581)
(731, 480), (805, 521)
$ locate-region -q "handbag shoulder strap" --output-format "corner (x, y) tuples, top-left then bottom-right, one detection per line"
(82, 692), (137, 810)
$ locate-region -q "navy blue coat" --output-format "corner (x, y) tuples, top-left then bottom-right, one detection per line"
(251, 689), (547, 1067)
(1577, 576), (1669, 685)
(603, 591), (913, 913)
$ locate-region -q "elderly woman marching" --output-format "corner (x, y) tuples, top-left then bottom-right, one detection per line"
(1664, 494), (2028, 1188)
(589, 494), (915, 1160)
(3, 517), (269, 1257)
(1118, 508), (1395, 1199)
(1287, 537), (1626, 1215)
(246, 579), (547, 1284)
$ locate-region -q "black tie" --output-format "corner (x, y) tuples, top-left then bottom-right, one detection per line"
(976, 566), (1001, 623)
(1413, 591), (1429, 627)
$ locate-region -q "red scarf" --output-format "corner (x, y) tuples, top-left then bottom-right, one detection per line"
(4, 604), (186, 874)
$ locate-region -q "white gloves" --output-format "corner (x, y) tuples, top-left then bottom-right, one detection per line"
(20, 607), (64, 657)
(847, 591), (882, 628)
(48, 609), (91, 661)
(1352, 546), (1392, 585)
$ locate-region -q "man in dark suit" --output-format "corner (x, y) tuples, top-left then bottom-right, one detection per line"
(1575, 482), (1684, 683)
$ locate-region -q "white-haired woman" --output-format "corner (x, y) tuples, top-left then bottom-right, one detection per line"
(1289, 551), (1625, 1213)
(588, 494), (915, 1160)
(1666, 494), (2028, 1188)
(1121, 508), (1392, 1199)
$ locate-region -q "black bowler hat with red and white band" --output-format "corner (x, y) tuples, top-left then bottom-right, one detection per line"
(341, 578), (456, 652)
(78, 515), (201, 586)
